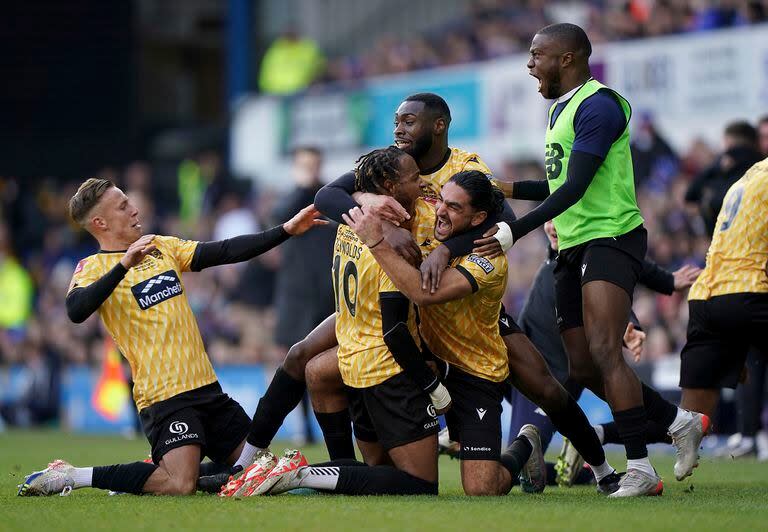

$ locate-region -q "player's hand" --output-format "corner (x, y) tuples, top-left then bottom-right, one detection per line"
(474, 222), (514, 258)
(382, 223), (421, 267)
(623, 322), (646, 363)
(355, 192), (410, 226)
(120, 234), (157, 269)
(420, 245), (450, 293)
(473, 225), (504, 259)
(283, 204), (329, 236)
(342, 206), (384, 247)
(672, 264), (703, 291)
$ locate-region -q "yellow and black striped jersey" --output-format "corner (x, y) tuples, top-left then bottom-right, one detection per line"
(689, 158), (768, 300)
(333, 199), (435, 388)
(413, 210), (510, 382)
(69, 236), (217, 410)
(419, 147), (493, 204)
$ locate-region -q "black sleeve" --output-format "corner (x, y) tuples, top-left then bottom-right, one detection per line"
(314, 171), (357, 224)
(509, 150), (602, 241)
(638, 259), (674, 295)
(380, 293), (439, 392)
(443, 201), (517, 257)
(190, 226), (290, 271)
(512, 180), (551, 201)
(66, 263), (128, 323)
(629, 310), (642, 331)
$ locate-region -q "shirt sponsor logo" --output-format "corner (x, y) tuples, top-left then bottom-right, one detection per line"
(131, 269), (183, 310)
(467, 254), (494, 274)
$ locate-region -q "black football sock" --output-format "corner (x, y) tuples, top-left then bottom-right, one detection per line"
(641, 382), (677, 430)
(315, 409), (356, 460)
(198, 461), (232, 477)
(500, 435), (533, 478)
(298, 464), (438, 495)
(601, 421), (671, 445)
(546, 395), (607, 467)
(92, 462), (158, 495)
(247, 367), (307, 448)
(613, 406), (649, 460)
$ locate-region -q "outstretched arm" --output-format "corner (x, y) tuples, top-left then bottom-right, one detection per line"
(191, 204), (327, 271)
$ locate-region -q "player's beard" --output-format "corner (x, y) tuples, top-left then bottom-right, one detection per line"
(406, 133), (433, 161)
(545, 70), (562, 99)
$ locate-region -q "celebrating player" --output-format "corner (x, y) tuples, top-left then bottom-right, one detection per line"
(487, 23), (708, 496)
(17, 178), (326, 497)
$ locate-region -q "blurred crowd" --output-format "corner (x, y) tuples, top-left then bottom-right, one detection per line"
(259, 0), (768, 92)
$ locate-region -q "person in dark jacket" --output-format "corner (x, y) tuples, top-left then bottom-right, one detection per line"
(685, 121), (763, 234)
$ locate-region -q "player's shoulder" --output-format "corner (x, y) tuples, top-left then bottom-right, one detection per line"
(450, 147), (492, 174)
(72, 253), (101, 276)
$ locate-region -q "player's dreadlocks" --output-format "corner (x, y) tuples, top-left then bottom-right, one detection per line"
(449, 170), (506, 218)
(353, 146), (406, 193)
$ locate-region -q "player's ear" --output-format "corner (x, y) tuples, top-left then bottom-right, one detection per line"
(381, 178), (397, 196)
(91, 215), (107, 231)
(561, 51), (574, 68)
(470, 210), (488, 228)
(433, 117), (447, 136)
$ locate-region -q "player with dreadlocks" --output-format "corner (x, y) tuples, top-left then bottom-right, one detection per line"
(232, 146), (444, 497)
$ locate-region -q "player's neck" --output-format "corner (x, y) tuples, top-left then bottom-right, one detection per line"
(96, 234), (133, 252)
(417, 143), (450, 175)
(557, 71), (592, 98)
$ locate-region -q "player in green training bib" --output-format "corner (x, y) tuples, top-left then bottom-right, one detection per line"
(488, 23), (709, 497)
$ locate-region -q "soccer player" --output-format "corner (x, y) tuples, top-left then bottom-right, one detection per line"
(677, 158), (768, 419)
(17, 178), (326, 497)
(504, 220), (701, 486)
(485, 23), (708, 496)
(344, 170), (617, 496)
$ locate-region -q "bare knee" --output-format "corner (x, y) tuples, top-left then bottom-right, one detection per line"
(283, 341), (311, 379)
(587, 335), (624, 373)
(305, 355), (337, 394)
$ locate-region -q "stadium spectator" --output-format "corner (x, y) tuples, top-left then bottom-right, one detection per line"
(685, 121), (763, 233)
(259, 28), (325, 95)
(758, 115), (768, 157)
(0, 222), (35, 334)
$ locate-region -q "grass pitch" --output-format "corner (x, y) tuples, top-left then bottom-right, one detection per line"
(2, 430), (767, 531)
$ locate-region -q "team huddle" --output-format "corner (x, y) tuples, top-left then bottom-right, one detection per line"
(18, 23), (767, 499)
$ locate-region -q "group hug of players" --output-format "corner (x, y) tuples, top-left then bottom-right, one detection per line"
(19, 23), (767, 499)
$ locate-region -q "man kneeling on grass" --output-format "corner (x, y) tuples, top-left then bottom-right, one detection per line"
(18, 177), (325, 496)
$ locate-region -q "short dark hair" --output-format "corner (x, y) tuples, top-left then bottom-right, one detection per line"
(724, 121), (758, 146)
(293, 145), (322, 158)
(537, 23), (592, 58)
(404, 92), (452, 126)
(354, 146), (407, 194)
(757, 115), (768, 127)
(449, 170), (505, 218)
(69, 178), (114, 226)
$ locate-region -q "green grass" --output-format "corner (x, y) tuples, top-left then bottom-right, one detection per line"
(2, 430), (767, 531)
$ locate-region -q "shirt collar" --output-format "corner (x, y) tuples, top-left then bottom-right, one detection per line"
(555, 78), (593, 104)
